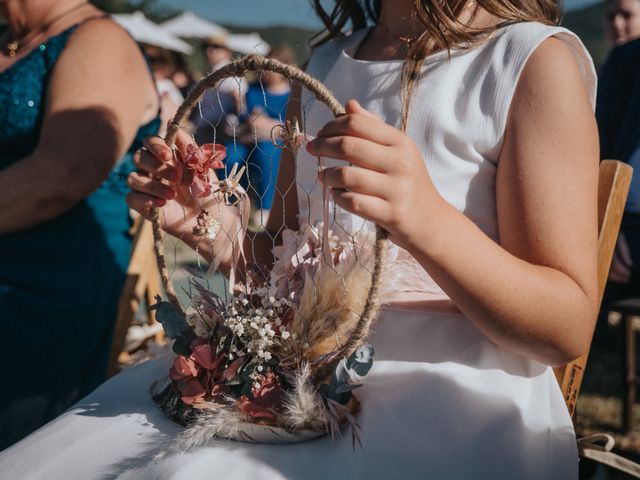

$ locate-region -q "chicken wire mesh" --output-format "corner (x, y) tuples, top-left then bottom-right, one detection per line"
(149, 56), (388, 443)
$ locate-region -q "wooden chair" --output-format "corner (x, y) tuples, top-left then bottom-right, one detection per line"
(107, 217), (164, 377)
(554, 160), (632, 415)
(551, 160), (637, 476)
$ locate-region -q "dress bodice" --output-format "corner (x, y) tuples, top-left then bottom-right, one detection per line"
(296, 22), (596, 302)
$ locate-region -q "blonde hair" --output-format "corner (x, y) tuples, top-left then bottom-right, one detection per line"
(310, 0), (561, 130)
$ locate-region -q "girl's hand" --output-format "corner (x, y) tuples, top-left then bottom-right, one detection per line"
(126, 129), (249, 258)
(307, 99), (443, 250)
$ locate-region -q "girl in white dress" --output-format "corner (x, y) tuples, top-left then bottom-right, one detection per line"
(0, 0), (598, 479)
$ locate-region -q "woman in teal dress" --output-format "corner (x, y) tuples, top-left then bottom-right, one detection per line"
(0, 0), (160, 449)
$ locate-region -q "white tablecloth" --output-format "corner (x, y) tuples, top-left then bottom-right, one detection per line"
(0, 309), (578, 479)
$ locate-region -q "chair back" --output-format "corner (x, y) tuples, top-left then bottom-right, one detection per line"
(554, 160), (632, 416)
(108, 218), (163, 376)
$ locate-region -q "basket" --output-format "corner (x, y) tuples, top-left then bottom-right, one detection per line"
(149, 55), (388, 446)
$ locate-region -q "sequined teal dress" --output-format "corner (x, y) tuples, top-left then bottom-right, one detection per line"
(0, 24), (160, 449)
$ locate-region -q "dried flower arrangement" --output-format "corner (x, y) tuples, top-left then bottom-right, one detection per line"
(151, 205), (377, 445)
(150, 56), (389, 446)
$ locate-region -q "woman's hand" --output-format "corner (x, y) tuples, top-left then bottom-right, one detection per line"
(126, 129), (249, 265)
(307, 99), (443, 250)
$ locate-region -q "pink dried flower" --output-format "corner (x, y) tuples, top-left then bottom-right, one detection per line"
(170, 356), (205, 404)
(191, 339), (226, 371)
(179, 143), (227, 198)
(170, 338), (235, 405)
(170, 356), (199, 381)
(252, 371), (282, 408)
(221, 357), (244, 381)
(238, 395), (277, 421)
(237, 371), (283, 422)
(175, 378), (207, 405)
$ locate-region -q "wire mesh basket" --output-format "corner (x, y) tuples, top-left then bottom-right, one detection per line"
(149, 55), (388, 445)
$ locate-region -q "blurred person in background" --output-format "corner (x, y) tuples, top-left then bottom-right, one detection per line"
(0, 0), (159, 448)
(193, 35), (247, 145)
(597, 37), (640, 302)
(143, 44), (184, 135)
(605, 0), (640, 46)
(225, 45), (296, 227)
(170, 51), (197, 99)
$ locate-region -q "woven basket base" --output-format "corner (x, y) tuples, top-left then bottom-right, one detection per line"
(151, 378), (359, 444)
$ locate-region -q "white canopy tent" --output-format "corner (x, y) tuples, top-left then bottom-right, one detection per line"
(113, 11), (193, 54)
(226, 33), (270, 55)
(160, 11), (228, 39)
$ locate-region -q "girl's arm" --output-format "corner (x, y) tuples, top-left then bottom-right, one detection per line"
(310, 38), (599, 367)
(0, 19), (158, 234)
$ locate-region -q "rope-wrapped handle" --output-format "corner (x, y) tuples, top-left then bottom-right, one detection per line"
(151, 54), (388, 361)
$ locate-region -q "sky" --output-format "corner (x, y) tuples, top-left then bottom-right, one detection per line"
(156, 0), (603, 29)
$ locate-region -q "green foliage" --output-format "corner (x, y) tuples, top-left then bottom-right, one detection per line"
(150, 296), (195, 356)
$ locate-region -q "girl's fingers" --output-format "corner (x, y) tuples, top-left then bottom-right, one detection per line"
(320, 166), (390, 198)
(330, 189), (392, 225)
(127, 172), (177, 200)
(307, 136), (390, 171)
(316, 115), (396, 145)
(134, 149), (182, 181)
(345, 99), (378, 119)
(126, 191), (166, 219)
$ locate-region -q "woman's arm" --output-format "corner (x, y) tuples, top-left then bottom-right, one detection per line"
(245, 82), (302, 268)
(311, 38), (599, 367)
(0, 18), (158, 234)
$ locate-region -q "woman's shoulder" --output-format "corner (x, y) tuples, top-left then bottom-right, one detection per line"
(45, 15), (158, 126)
(64, 16), (143, 62)
(53, 16), (156, 97)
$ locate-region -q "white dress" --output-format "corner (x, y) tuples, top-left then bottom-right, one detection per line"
(0, 22), (596, 480)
